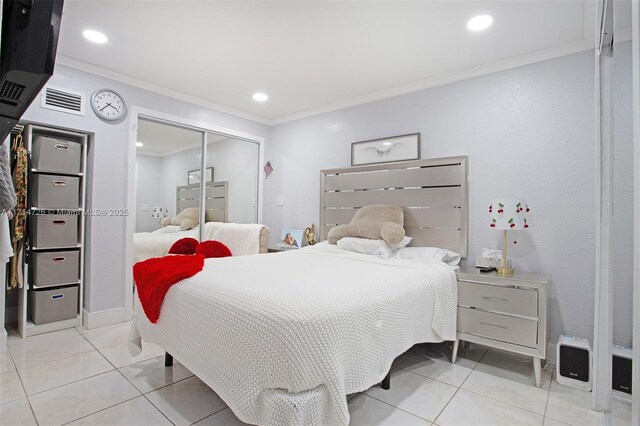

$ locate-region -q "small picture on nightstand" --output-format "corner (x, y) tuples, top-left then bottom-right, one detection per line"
(279, 229), (303, 249)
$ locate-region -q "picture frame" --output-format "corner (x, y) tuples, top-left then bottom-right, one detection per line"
(351, 133), (420, 166)
(188, 167), (213, 185)
(278, 228), (304, 249)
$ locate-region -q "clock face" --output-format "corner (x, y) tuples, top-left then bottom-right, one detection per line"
(91, 89), (126, 121)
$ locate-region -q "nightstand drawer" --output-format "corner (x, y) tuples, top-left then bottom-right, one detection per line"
(458, 281), (537, 318)
(457, 307), (538, 348)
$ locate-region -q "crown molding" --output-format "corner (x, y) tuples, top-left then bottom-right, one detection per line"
(270, 38), (595, 125)
(55, 54), (272, 126)
(59, 25), (626, 128)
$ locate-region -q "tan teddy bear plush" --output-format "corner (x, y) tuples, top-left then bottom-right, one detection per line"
(327, 204), (405, 245)
(161, 207), (200, 231)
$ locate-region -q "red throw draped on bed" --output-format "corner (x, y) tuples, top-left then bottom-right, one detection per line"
(133, 254), (205, 323)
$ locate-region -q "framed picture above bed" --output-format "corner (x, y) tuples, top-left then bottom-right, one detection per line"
(351, 133), (420, 166)
(188, 167), (213, 184)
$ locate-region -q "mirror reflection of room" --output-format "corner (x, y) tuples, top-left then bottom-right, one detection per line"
(134, 118), (204, 233)
(205, 132), (259, 224)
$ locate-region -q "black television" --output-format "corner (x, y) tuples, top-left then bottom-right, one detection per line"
(0, 0), (64, 141)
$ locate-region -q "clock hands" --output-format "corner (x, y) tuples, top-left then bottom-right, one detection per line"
(99, 103), (118, 112)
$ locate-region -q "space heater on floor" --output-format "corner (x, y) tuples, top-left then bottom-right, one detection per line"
(612, 345), (632, 402)
(557, 335), (592, 391)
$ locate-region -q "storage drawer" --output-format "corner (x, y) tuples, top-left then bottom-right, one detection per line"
(30, 285), (78, 325)
(32, 214), (78, 248)
(458, 281), (537, 318)
(31, 250), (80, 288)
(457, 307), (538, 348)
(31, 174), (80, 209)
(32, 136), (82, 174)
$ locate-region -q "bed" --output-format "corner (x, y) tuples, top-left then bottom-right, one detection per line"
(133, 222), (270, 261)
(134, 181), (269, 260)
(130, 156), (468, 425)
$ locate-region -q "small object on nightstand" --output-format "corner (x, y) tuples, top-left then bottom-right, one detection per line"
(489, 199), (531, 276)
(303, 224), (317, 246)
(479, 267), (496, 273)
(452, 265), (549, 388)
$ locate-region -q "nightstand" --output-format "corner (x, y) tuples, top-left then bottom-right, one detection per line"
(452, 265), (549, 387)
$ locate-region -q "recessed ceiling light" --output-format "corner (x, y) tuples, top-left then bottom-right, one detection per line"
(83, 29), (108, 44)
(382, 142), (392, 146)
(466, 15), (493, 32)
(136, 142), (144, 147)
(252, 92), (268, 102)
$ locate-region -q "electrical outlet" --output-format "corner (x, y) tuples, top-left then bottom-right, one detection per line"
(276, 195), (284, 206)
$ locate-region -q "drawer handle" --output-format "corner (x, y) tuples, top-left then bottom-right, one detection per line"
(52, 220), (67, 225)
(481, 296), (509, 303)
(54, 144), (69, 150)
(51, 257), (65, 262)
(53, 180), (67, 186)
(51, 294), (64, 300)
(480, 322), (508, 331)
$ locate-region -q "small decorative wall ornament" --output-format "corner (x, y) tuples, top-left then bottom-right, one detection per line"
(151, 207), (170, 219)
(303, 224), (317, 246)
(264, 161), (273, 178)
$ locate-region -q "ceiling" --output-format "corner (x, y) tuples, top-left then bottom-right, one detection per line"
(137, 119), (229, 156)
(57, 1), (632, 125)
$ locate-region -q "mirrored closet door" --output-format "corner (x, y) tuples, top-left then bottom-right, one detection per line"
(205, 132), (259, 225)
(134, 118), (204, 235)
(131, 117), (262, 266)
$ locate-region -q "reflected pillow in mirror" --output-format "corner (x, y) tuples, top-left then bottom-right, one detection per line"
(168, 237), (199, 255)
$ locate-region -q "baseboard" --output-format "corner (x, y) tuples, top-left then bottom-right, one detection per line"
(82, 307), (127, 329)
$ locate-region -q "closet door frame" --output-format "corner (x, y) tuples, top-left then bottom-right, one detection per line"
(125, 106), (264, 320)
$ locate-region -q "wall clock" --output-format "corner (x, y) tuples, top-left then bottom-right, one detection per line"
(90, 88), (127, 121)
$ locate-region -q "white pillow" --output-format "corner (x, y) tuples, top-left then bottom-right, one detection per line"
(337, 237), (393, 258)
(392, 247), (462, 266)
(153, 225), (182, 234)
(336, 236), (413, 258)
(390, 235), (413, 249)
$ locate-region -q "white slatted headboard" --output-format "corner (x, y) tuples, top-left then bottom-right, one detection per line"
(176, 180), (229, 222)
(320, 156), (468, 257)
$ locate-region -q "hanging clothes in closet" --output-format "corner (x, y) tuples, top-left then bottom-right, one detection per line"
(9, 130), (28, 289)
(0, 135), (16, 268)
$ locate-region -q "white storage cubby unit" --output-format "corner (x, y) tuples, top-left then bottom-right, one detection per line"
(17, 123), (88, 337)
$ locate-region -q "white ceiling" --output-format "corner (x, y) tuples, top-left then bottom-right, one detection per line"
(137, 119), (229, 156)
(57, 1), (632, 125)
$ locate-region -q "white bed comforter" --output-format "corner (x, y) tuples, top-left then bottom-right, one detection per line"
(133, 222), (265, 262)
(131, 243), (457, 425)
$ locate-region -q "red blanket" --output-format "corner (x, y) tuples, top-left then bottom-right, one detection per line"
(133, 254), (205, 323)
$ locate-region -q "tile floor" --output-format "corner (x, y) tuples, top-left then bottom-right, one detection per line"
(0, 322), (631, 425)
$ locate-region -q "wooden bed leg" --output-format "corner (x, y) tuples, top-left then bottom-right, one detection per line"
(381, 370), (391, 390)
(165, 352), (173, 367)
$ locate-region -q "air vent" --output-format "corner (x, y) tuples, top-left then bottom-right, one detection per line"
(40, 86), (85, 116)
(0, 81), (26, 102)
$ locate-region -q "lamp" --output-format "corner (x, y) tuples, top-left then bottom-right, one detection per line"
(489, 199), (530, 276)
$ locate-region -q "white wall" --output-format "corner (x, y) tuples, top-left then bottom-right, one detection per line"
(21, 64), (269, 319)
(263, 47), (632, 351)
(135, 154), (164, 232)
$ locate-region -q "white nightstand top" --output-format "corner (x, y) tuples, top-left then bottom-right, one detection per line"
(456, 265), (550, 289)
